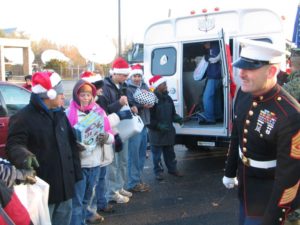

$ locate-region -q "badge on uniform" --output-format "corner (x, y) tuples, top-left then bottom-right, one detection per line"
(255, 109), (277, 135)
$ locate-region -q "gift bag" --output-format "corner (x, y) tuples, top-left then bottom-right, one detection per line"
(193, 57), (208, 81)
(14, 177), (51, 225)
(133, 88), (157, 105)
(117, 105), (144, 141)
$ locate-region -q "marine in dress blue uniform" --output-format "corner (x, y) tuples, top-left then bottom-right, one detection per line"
(223, 39), (300, 225)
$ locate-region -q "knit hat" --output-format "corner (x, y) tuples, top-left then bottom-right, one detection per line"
(80, 71), (103, 89)
(111, 57), (130, 75)
(149, 75), (167, 89)
(129, 64), (143, 78)
(32, 71), (63, 99)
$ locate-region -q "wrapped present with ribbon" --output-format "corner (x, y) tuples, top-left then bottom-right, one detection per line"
(73, 111), (104, 148)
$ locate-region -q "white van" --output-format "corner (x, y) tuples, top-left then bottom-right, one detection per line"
(142, 7), (286, 150)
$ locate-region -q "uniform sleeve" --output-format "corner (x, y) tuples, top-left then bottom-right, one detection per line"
(262, 112), (300, 225)
(224, 90), (242, 178)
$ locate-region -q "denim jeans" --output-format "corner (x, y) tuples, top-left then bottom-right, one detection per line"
(202, 78), (223, 122)
(151, 145), (177, 175)
(106, 140), (128, 200)
(239, 201), (262, 225)
(95, 166), (108, 210)
(128, 127), (148, 189)
(70, 167), (100, 225)
(48, 198), (72, 225)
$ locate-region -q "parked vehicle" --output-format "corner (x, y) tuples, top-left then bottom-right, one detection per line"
(142, 7), (286, 150)
(0, 82), (31, 157)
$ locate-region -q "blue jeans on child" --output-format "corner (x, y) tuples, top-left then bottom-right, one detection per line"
(128, 127), (148, 189)
(95, 166), (108, 210)
(239, 201), (262, 225)
(151, 145), (177, 175)
(106, 141), (128, 200)
(202, 78), (223, 122)
(48, 198), (72, 225)
(70, 167), (100, 225)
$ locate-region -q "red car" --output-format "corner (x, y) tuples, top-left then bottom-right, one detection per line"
(0, 82), (31, 158)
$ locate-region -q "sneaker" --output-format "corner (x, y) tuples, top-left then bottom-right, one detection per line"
(119, 188), (133, 197)
(97, 204), (115, 214)
(129, 183), (150, 192)
(155, 173), (164, 181)
(111, 192), (129, 204)
(86, 213), (104, 224)
(168, 171), (184, 177)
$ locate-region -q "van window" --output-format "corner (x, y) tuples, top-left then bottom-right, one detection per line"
(151, 47), (176, 76)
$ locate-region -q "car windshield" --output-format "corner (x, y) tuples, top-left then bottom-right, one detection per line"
(0, 84), (31, 116)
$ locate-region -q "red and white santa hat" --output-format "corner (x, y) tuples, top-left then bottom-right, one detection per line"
(32, 71), (63, 99)
(129, 64), (143, 78)
(148, 75), (167, 89)
(110, 57), (130, 75)
(80, 71), (103, 83)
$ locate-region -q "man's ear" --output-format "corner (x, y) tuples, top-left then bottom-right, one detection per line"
(268, 64), (280, 79)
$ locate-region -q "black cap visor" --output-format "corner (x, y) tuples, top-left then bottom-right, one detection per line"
(232, 57), (269, 70)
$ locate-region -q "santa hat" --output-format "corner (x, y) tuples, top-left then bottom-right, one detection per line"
(80, 71), (103, 83)
(32, 71), (63, 99)
(149, 75), (167, 89)
(111, 57), (130, 75)
(129, 64), (143, 78)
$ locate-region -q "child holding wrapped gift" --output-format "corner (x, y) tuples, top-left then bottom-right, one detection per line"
(65, 80), (114, 225)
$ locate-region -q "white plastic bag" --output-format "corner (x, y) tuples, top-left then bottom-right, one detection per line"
(117, 105), (144, 141)
(14, 177), (51, 225)
(193, 57), (208, 81)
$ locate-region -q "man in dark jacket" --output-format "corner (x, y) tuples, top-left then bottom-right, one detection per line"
(148, 75), (183, 181)
(5, 71), (82, 225)
(223, 39), (300, 225)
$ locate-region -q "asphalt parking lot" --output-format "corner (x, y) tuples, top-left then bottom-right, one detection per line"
(102, 146), (239, 225)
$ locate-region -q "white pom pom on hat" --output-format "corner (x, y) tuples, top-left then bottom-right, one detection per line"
(32, 71), (62, 99)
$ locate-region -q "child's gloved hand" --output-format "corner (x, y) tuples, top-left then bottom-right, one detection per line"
(157, 123), (169, 131)
(97, 133), (109, 146)
(173, 115), (184, 125)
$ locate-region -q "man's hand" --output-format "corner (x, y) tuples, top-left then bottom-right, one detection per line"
(222, 176), (238, 189)
(23, 155), (39, 170)
(131, 106), (138, 114)
(173, 115), (183, 125)
(16, 169), (37, 185)
(97, 133), (109, 146)
(119, 96), (128, 106)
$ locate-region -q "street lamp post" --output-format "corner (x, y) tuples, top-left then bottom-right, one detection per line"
(118, 0), (121, 56)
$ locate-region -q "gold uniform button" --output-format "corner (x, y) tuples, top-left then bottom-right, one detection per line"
(260, 134), (263, 138)
(279, 218), (282, 221)
(282, 209), (286, 212)
(244, 129), (248, 134)
(259, 96), (264, 100)
(246, 120), (250, 125)
(243, 147), (247, 152)
(243, 138), (247, 143)
(252, 102), (258, 107)
(248, 110), (254, 116)
(277, 96), (282, 101)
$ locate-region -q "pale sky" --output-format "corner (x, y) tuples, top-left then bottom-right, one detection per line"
(1, 0), (299, 63)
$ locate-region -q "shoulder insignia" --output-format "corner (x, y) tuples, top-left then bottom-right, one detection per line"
(279, 181), (300, 206)
(291, 131), (300, 159)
